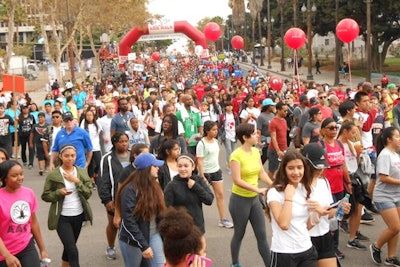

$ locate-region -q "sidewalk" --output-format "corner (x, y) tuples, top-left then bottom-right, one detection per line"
(240, 60), (379, 89)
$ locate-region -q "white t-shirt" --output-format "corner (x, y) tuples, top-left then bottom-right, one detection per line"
(98, 115), (113, 152)
(354, 112), (373, 148)
(60, 167), (83, 216)
(224, 113), (236, 142)
(267, 184), (313, 253)
(374, 147), (400, 202)
(80, 120), (102, 151)
(343, 141), (358, 174)
(309, 178), (334, 237)
(240, 107), (260, 128)
(196, 138), (220, 173)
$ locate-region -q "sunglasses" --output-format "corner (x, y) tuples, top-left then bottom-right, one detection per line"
(326, 125), (338, 131)
(319, 96), (327, 99)
(63, 118), (73, 122)
(52, 116), (60, 119)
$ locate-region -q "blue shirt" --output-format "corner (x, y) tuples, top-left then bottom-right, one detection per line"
(52, 126), (93, 168)
(110, 112), (135, 133)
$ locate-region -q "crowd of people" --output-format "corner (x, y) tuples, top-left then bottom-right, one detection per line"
(0, 52), (399, 267)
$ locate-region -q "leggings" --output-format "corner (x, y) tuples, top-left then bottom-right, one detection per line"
(0, 238), (40, 267)
(88, 150), (102, 178)
(229, 193), (270, 266)
(19, 134), (34, 165)
(57, 213), (84, 267)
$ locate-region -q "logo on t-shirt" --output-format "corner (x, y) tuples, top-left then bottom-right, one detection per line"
(10, 200), (31, 224)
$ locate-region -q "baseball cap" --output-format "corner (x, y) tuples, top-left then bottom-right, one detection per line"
(299, 94), (308, 102)
(387, 84), (396, 90)
(134, 153), (164, 170)
(302, 143), (329, 169)
(62, 111), (73, 121)
(262, 98), (277, 106)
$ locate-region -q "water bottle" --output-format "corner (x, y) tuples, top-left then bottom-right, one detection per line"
(335, 194), (350, 221)
(40, 258), (51, 267)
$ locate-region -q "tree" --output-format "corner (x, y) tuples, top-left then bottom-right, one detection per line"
(231, 0), (246, 32)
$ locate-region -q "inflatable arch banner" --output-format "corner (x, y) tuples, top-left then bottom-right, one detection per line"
(119, 21), (208, 66)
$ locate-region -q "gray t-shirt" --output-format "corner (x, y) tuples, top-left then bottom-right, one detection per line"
(374, 147), (400, 202)
(301, 122), (321, 143)
(257, 112), (275, 141)
(293, 106), (309, 127)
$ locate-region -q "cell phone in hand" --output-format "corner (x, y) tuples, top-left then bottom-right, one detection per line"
(328, 200), (340, 210)
(186, 254), (212, 267)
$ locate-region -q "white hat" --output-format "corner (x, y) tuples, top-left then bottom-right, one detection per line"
(112, 91), (120, 97)
(107, 84), (113, 89)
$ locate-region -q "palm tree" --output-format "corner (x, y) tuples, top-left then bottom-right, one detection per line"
(231, 0), (245, 32)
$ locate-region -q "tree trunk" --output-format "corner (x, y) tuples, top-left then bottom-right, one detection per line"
(5, 0), (16, 74)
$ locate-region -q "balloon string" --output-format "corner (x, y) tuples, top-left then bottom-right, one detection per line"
(295, 50), (301, 91)
(347, 43), (352, 89)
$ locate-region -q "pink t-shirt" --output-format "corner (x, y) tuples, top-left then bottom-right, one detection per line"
(0, 186), (37, 261)
(322, 141), (345, 194)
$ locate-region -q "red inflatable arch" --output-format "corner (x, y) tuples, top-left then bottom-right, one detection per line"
(119, 21), (208, 60)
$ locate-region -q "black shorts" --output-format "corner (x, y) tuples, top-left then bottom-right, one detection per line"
(311, 232), (336, 260)
(36, 145), (45, 161)
(204, 169), (223, 184)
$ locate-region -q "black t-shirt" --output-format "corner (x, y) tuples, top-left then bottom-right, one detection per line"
(0, 115), (14, 136)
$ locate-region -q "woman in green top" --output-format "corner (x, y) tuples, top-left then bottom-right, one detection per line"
(229, 123), (273, 267)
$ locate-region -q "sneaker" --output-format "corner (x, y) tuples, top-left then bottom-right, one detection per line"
(92, 183), (97, 190)
(339, 220), (349, 233)
(347, 239), (367, 250)
(28, 165), (33, 169)
(384, 257), (400, 267)
(218, 218), (234, 228)
(356, 231), (370, 241)
(106, 247), (116, 260)
(335, 248), (345, 259)
(370, 243), (382, 265)
(23, 162), (27, 166)
(230, 264), (242, 267)
(361, 212), (375, 224)
(39, 170), (43, 176)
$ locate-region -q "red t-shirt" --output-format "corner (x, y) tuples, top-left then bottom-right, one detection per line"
(335, 91), (346, 103)
(313, 104), (333, 120)
(268, 117), (288, 151)
(322, 140), (345, 194)
(193, 85), (206, 103)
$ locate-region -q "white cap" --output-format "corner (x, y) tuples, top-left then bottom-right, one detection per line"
(112, 91), (120, 97)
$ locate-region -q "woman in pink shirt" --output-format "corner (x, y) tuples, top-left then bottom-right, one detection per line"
(0, 160), (49, 267)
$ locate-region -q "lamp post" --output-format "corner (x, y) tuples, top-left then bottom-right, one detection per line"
(364, 0), (372, 82)
(301, 1), (316, 81)
(279, 0), (285, 71)
(267, 0), (273, 69)
(260, 17), (267, 66)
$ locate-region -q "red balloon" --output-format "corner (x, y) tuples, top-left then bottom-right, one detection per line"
(204, 22), (221, 42)
(151, 52), (160, 61)
(231, 35), (244, 50)
(336, 18), (360, 43)
(269, 76), (283, 91)
(284, 28), (306, 50)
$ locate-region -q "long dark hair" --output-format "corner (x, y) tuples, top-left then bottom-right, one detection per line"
(83, 110), (99, 132)
(158, 139), (179, 161)
(376, 126), (398, 156)
(117, 167), (166, 221)
(273, 149), (312, 198)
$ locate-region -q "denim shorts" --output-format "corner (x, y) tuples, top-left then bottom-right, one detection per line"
(204, 169), (223, 184)
(374, 200), (400, 211)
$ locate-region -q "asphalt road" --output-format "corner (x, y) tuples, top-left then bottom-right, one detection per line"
(18, 148), (397, 267)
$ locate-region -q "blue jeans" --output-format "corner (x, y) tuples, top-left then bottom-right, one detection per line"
(224, 139), (236, 165)
(119, 232), (165, 267)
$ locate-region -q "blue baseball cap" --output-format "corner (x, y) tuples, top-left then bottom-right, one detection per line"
(134, 153), (164, 170)
(262, 98), (277, 106)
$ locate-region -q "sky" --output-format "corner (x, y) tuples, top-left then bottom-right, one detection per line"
(146, 0), (232, 26)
